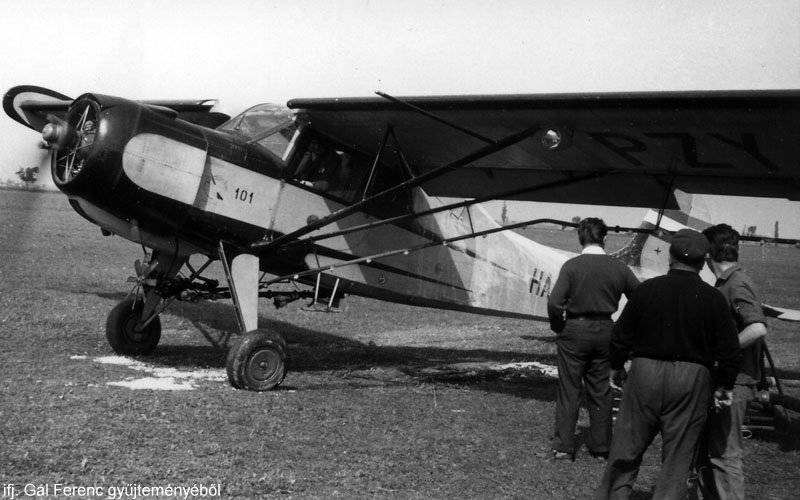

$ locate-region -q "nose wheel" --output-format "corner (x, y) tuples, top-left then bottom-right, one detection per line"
(105, 298), (162, 355)
(226, 329), (288, 391)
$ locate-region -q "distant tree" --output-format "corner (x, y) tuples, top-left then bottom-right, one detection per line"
(501, 202), (508, 226)
(746, 225), (757, 237)
(15, 166), (39, 189)
(564, 215), (581, 231)
(775, 221), (779, 244)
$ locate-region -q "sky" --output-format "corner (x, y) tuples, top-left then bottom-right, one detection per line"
(1, 0), (798, 234)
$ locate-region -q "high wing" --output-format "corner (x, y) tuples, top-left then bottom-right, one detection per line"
(288, 91), (800, 208)
(3, 85), (230, 132)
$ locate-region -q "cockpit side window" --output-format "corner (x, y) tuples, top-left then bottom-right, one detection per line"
(289, 133), (412, 218)
(292, 138), (370, 203)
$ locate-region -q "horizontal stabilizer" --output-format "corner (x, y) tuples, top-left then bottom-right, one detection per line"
(763, 304), (800, 322)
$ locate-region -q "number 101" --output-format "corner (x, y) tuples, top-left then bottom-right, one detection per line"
(234, 188), (254, 204)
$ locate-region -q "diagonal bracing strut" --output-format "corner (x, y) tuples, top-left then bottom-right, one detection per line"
(250, 125), (539, 252)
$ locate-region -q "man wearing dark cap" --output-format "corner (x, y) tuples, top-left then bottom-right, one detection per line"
(547, 218), (639, 461)
(596, 229), (740, 500)
(699, 224), (768, 500)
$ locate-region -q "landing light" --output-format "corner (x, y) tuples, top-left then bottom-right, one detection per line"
(540, 127), (572, 151)
(541, 129), (562, 150)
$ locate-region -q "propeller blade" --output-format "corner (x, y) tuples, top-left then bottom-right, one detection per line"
(142, 260), (160, 277)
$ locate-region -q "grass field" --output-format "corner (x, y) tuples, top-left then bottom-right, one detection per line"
(1, 190), (798, 499)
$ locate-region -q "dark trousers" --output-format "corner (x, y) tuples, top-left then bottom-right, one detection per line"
(596, 358), (711, 500)
(698, 384), (754, 500)
(552, 318), (613, 455)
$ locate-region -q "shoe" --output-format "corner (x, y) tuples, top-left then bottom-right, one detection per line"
(552, 450), (574, 461)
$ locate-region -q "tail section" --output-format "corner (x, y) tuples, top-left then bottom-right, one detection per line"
(612, 196), (798, 322)
(612, 206), (714, 283)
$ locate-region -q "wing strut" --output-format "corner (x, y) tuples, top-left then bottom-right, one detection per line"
(653, 165), (679, 231)
(261, 216), (630, 288)
(289, 171), (608, 247)
(250, 125), (539, 252)
(375, 91), (497, 145)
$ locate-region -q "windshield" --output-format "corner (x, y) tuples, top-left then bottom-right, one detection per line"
(217, 103), (297, 159)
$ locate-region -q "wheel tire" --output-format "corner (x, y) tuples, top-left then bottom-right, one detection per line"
(226, 329), (287, 391)
(105, 298), (162, 355)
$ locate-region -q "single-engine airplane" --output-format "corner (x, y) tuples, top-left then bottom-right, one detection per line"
(4, 85), (800, 391)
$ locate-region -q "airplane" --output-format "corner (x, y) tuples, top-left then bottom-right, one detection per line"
(4, 84), (800, 392)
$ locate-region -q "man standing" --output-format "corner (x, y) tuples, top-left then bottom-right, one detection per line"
(700, 224), (768, 500)
(547, 218), (639, 461)
(596, 229), (740, 500)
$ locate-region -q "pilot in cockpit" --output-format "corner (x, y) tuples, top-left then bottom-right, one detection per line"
(294, 140), (342, 190)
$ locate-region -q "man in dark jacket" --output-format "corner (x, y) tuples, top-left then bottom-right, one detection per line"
(596, 229), (740, 500)
(547, 218), (639, 461)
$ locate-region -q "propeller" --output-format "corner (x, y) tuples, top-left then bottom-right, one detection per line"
(44, 99), (99, 184)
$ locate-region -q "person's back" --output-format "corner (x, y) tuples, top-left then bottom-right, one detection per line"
(597, 229), (740, 500)
(554, 254), (638, 317)
(610, 271), (738, 369)
(547, 218), (639, 462)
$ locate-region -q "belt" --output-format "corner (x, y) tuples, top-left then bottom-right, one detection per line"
(565, 313), (612, 320)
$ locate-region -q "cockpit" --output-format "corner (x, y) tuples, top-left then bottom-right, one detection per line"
(217, 103), (297, 161)
(219, 103), (411, 215)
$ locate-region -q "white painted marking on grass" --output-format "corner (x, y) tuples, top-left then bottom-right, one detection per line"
(75, 355), (225, 391)
(491, 361), (559, 378)
(108, 377), (195, 391)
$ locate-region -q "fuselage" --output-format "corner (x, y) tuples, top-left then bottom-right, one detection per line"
(48, 93), (616, 320)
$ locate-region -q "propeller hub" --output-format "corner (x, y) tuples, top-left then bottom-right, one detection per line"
(42, 122), (62, 144)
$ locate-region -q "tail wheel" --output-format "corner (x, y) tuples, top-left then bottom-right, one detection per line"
(106, 298), (162, 355)
(226, 329), (287, 391)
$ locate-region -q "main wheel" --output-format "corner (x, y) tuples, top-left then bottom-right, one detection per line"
(105, 298), (162, 355)
(226, 329), (287, 391)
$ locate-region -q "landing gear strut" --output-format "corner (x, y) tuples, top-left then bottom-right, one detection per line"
(219, 245), (289, 391)
(104, 250), (187, 357)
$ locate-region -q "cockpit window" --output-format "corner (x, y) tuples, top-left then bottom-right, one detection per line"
(293, 139), (369, 203)
(289, 134), (412, 216)
(217, 103), (297, 159)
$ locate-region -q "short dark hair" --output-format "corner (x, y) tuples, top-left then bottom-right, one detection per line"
(702, 223), (740, 262)
(578, 218), (607, 247)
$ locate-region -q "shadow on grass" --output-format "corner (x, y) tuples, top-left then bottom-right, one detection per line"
(775, 367), (800, 382)
(520, 334), (557, 343)
(96, 292), (559, 402)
